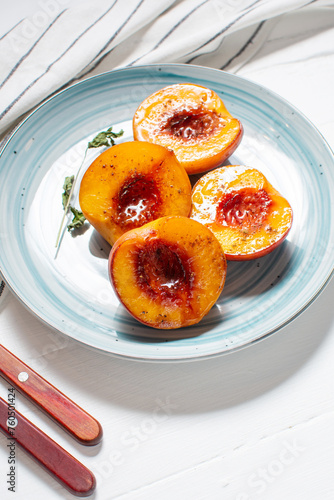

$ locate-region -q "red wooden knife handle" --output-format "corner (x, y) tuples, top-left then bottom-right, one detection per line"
(0, 396), (96, 496)
(0, 344), (102, 445)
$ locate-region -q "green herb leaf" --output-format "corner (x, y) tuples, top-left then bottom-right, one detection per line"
(88, 127), (124, 149)
(62, 175), (75, 209)
(67, 206), (86, 231)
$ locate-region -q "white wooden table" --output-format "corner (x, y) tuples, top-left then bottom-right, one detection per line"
(1, 3), (334, 499)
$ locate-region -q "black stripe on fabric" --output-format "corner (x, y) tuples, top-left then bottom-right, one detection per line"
(0, 19), (24, 41)
(186, 0), (263, 63)
(128, 0), (211, 67)
(0, 2), (119, 122)
(0, 11), (67, 90)
(220, 20), (265, 70)
(77, 0), (146, 79)
(150, 0), (211, 52)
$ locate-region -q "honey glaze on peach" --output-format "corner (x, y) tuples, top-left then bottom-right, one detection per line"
(114, 173), (162, 229)
(135, 239), (194, 303)
(216, 188), (272, 231)
(161, 108), (221, 141)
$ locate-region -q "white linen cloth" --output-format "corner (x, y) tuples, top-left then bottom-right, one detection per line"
(0, 0), (333, 140)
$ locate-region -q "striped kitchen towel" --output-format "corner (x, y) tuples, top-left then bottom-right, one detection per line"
(0, 0), (333, 139)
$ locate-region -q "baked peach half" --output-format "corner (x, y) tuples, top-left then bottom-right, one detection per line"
(109, 216), (227, 329)
(79, 141), (192, 246)
(133, 83), (243, 175)
(190, 165), (293, 260)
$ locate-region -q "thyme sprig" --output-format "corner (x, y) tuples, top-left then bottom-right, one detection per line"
(55, 126), (123, 255)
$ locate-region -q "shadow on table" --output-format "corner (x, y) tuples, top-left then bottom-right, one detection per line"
(104, 277), (334, 415)
(7, 275), (332, 418)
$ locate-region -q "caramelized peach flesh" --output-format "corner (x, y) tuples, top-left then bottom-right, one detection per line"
(79, 141), (192, 246)
(108, 216), (227, 329)
(190, 166), (293, 260)
(133, 83), (243, 175)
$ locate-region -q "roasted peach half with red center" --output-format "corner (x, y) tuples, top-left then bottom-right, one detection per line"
(190, 165), (293, 260)
(132, 83), (243, 175)
(79, 141), (192, 246)
(108, 216), (227, 329)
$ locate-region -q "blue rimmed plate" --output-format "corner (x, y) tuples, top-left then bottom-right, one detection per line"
(0, 64), (333, 361)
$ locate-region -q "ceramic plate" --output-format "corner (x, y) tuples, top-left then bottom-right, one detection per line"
(0, 64), (333, 361)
